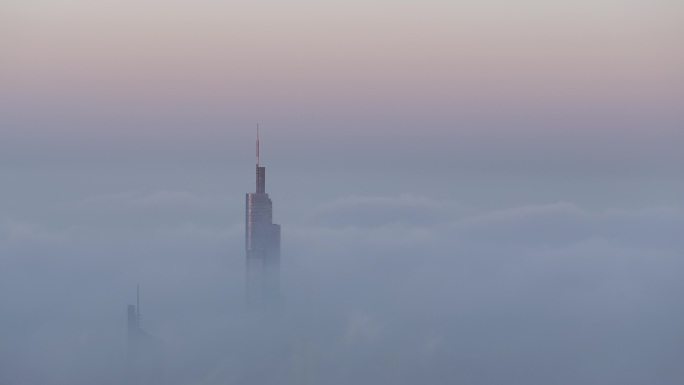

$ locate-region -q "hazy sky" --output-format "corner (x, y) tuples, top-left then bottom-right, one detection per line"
(1, 1), (683, 384)
(2, 0), (682, 167)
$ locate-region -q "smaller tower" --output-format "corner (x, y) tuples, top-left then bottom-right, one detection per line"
(127, 286), (164, 385)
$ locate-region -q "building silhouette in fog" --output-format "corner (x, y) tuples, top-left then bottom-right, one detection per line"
(127, 286), (163, 385)
(245, 129), (281, 305)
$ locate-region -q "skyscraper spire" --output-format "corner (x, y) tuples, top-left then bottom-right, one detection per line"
(256, 125), (266, 194)
(246, 127), (281, 306)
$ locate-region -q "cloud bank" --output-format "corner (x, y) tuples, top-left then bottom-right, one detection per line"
(2, 191), (681, 384)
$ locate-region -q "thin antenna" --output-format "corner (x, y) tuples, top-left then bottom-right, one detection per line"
(256, 123), (260, 166)
(136, 284), (140, 327)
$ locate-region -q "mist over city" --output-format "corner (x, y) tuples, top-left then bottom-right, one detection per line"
(2, 0), (683, 384)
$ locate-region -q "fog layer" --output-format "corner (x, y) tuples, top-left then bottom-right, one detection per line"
(2, 180), (682, 384)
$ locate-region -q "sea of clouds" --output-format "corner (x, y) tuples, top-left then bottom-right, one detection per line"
(1, 190), (682, 384)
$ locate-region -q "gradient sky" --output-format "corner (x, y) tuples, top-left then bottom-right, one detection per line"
(3, 0), (683, 169)
(2, 0), (683, 210)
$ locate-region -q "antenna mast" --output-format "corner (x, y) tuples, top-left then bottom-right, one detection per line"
(136, 284), (140, 327)
(256, 124), (260, 166)
(255, 124), (266, 193)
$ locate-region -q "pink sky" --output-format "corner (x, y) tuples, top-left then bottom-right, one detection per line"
(2, 0), (682, 164)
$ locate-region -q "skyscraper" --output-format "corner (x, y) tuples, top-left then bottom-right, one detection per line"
(245, 128), (281, 305)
